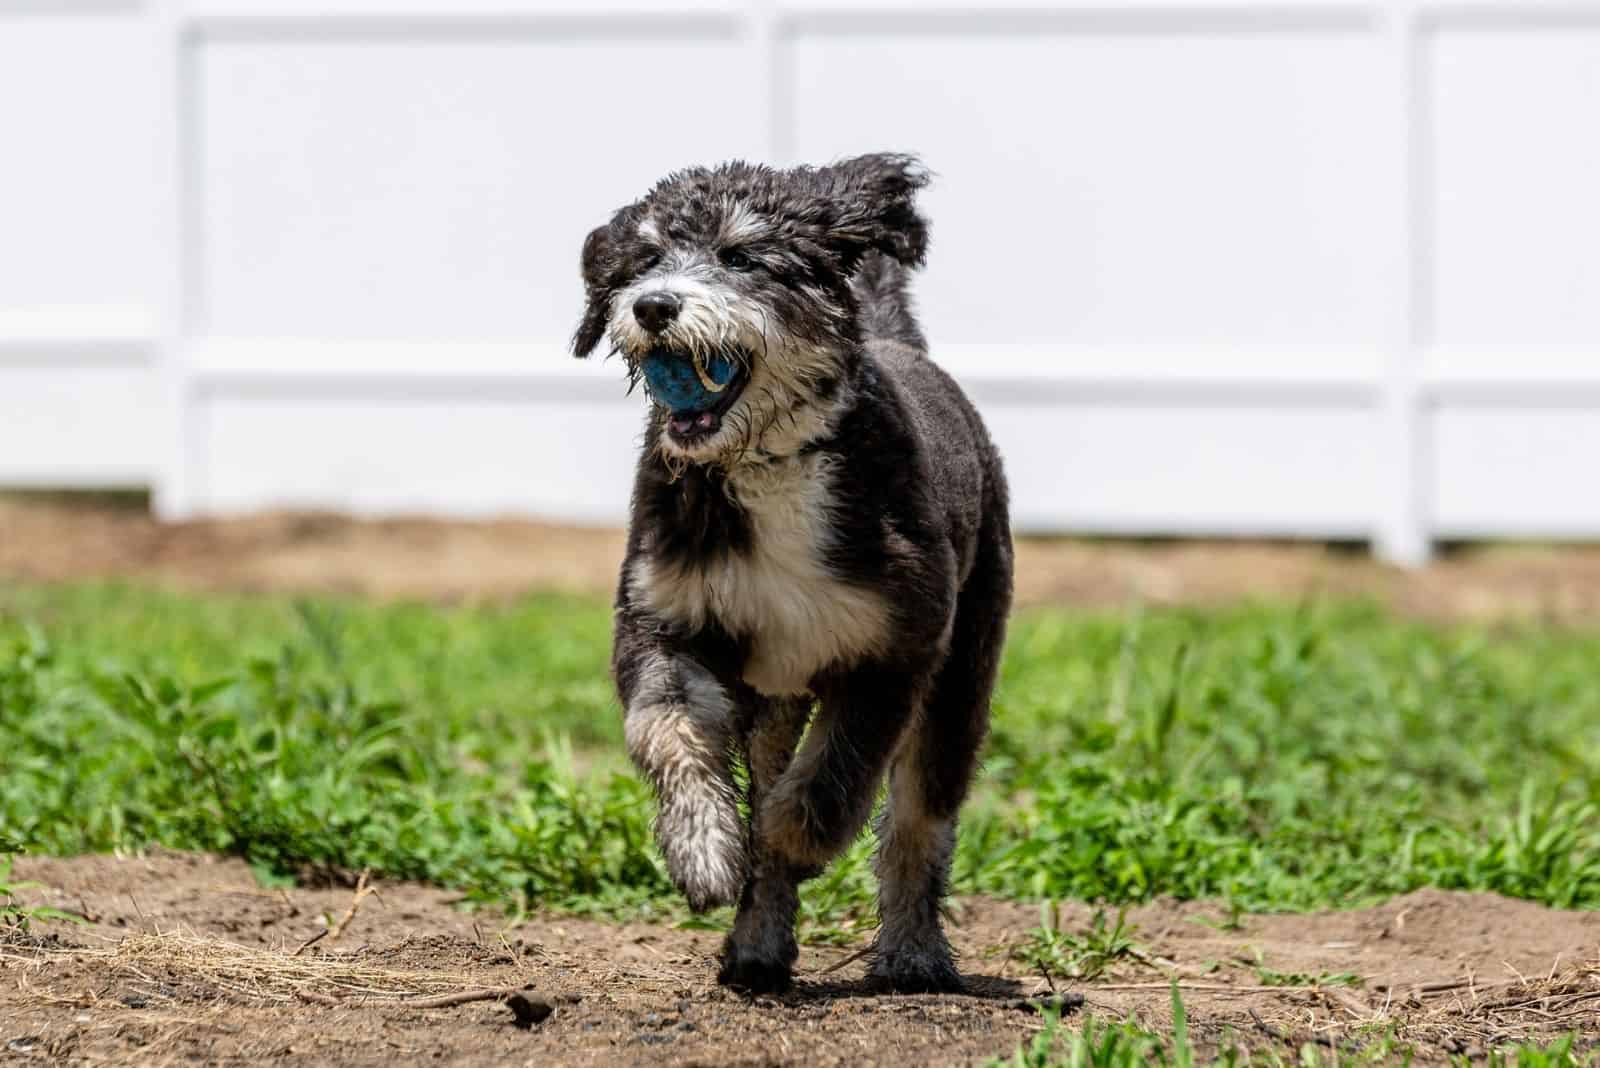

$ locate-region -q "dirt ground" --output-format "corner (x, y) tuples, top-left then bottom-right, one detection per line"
(5, 494), (1600, 623)
(3, 852), (1597, 1066)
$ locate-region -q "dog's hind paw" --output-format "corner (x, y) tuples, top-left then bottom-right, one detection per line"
(868, 948), (965, 995)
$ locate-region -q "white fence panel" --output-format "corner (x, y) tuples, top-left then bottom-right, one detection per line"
(0, 4), (159, 487)
(2, 0), (1599, 563)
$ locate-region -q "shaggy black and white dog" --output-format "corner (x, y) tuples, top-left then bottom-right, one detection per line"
(571, 153), (1013, 995)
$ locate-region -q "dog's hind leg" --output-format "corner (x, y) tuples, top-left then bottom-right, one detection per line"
(870, 527), (1013, 993)
(619, 649), (746, 913)
(719, 695), (812, 993)
(759, 666), (925, 874)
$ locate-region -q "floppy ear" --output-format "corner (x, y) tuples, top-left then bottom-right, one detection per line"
(571, 223), (617, 358)
(821, 153), (932, 272)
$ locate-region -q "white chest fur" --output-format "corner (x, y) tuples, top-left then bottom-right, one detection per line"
(631, 455), (891, 697)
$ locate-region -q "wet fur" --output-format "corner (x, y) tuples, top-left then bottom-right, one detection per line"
(574, 154), (1013, 995)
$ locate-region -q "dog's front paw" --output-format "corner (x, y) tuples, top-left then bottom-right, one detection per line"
(659, 829), (745, 913)
(718, 946), (794, 995)
(626, 697), (747, 912)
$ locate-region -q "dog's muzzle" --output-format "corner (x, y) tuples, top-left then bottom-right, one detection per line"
(641, 347), (749, 444)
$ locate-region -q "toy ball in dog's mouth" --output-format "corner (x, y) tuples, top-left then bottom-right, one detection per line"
(639, 347), (747, 440)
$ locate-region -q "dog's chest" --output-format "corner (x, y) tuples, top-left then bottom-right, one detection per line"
(634, 457), (890, 697)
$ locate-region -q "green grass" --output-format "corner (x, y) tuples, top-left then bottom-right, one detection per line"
(991, 986), (1597, 1067)
(1239, 948), (1361, 989)
(1010, 905), (1144, 981)
(0, 853), (83, 933)
(2, 581), (1600, 926)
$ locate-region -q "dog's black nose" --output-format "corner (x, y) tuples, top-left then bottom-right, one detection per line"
(633, 292), (680, 334)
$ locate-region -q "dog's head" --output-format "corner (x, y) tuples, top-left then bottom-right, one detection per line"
(572, 153), (930, 466)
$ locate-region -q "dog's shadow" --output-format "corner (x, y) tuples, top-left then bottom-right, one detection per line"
(756, 973), (1083, 1014)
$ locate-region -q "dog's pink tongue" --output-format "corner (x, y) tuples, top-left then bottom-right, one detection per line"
(669, 411), (720, 436)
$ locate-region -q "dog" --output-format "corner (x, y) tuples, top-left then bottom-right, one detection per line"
(571, 153), (1013, 995)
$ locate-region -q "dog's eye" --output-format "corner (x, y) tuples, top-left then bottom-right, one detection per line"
(638, 249), (662, 272)
(719, 248), (754, 271)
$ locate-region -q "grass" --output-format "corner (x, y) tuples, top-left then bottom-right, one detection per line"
(1240, 948), (1361, 989)
(990, 986), (1598, 1067)
(1010, 905), (1145, 981)
(2, 581), (1600, 928)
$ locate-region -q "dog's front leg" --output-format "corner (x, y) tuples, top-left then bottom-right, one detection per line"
(617, 643), (745, 913)
(719, 695), (811, 993)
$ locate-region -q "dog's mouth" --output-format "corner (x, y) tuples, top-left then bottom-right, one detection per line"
(638, 345), (751, 445)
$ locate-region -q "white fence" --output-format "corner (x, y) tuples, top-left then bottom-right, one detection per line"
(4, 0), (1600, 564)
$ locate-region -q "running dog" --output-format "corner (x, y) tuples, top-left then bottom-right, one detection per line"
(571, 153), (1013, 994)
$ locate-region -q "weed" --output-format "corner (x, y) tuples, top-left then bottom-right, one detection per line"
(1240, 949), (1361, 989)
(1013, 905), (1144, 981)
(0, 854), (82, 933)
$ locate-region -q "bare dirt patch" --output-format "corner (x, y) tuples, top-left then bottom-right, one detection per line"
(4, 852), (1597, 1065)
(7, 495), (1600, 623)
(0, 497), (625, 603)
(6, 495), (1600, 625)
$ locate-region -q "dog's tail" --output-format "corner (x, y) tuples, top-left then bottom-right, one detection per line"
(853, 250), (928, 353)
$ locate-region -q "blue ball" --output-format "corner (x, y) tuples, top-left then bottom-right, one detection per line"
(640, 348), (740, 413)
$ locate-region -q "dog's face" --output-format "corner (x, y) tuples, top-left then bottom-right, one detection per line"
(573, 154), (929, 466)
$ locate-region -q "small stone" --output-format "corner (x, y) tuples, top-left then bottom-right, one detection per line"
(503, 993), (552, 1030)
